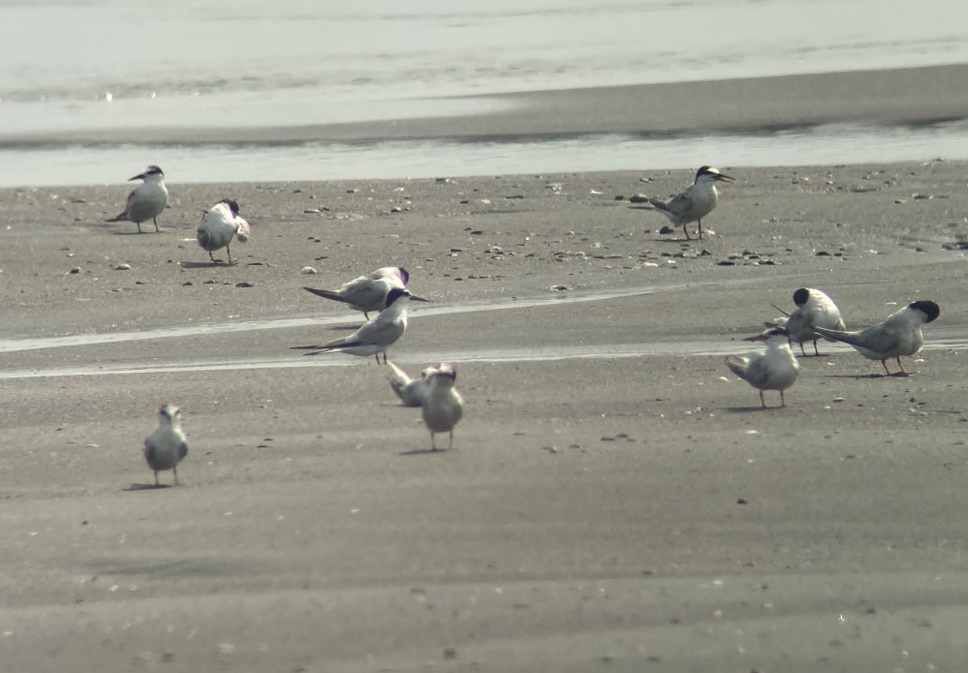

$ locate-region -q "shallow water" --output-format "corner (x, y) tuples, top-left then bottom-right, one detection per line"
(1, 0), (967, 185)
(2, 121), (968, 187)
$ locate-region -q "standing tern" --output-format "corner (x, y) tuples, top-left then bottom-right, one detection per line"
(387, 361), (438, 407)
(422, 364), (464, 451)
(143, 403), (189, 486)
(724, 328), (800, 408)
(647, 165), (733, 240)
(106, 165), (168, 233)
(197, 199), (251, 265)
(291, 287), (413, 363)
(811, 300), (940, 376)
(303, 266), (428, 320)
(767, 287), (846, 356)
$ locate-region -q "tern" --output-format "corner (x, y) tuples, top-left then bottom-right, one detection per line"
(143, 403), (189, 486)
(106, 165), (168, 233)
(292, 287), (413, 363)
(303, 266), (428, 320)
(767, 287), (846, 356)
(647, 165), (733, 240)
(422, 364), (464, 451)
(387, 361), (438, 407)
(725, 328), (800, 408)
(811, 300), (940, 376)
(197, 199), (251, 265)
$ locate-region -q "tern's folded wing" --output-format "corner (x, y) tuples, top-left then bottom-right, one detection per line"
(355, 316), (404, 346)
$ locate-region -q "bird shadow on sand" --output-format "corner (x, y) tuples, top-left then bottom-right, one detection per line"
(723, 406), (788, 414)
(824, 372), (911, 379)
(123, 482), (175, 492)
(399, 448), (451, 457)
(180, 260), (225, 269)
(110, 230), (160, 236)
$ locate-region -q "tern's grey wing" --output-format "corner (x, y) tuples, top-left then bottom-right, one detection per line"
(724, 355), (750, 381)
(354, 315), (404, 347)
(341, 279), (392, 311)
(392, 379), (429, 407)
(852, 322), (911, 354)
(125, 185), (167, 223)
(663, 191), (696, 217)
(814, 323), (897, 354)
(726, 354), (770, 387)
(387, 362), (416, 402)
(740, 355), (772, 388)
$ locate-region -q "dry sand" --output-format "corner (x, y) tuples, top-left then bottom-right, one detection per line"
(2, 69), (968, 672)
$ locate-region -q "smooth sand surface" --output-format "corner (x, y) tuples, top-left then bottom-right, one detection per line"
(2, 160), (968, 672)
(3, 65), (968, 671)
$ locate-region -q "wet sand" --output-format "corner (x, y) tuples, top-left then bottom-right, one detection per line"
(3, 71), (968, 671)
(9, 64), (968, 146)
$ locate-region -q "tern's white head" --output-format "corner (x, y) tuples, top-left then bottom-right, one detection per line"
(428, 364), (457, 388)
(131, 165), (165, 183)
(694, 165), (734, 185)
(158, 403), (182, 426)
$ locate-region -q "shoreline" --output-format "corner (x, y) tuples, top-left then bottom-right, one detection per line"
(3, 64), (967, 147)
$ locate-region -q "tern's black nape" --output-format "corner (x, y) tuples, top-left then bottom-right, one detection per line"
(910, 300), (940, 323)
(219, 198), (240, 216)
(131, 165), (164, 181)
(384, 287), (411, 307)
(792, 288), (810, 306)
(696, 165), (714, 180)
(694, 165), (733, 183)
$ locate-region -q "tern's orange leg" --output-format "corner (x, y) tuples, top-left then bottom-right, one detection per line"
(881, 360), (892, 376)
(759, 391), (766, 408)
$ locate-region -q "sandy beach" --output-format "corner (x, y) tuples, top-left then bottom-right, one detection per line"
(2, 67), (968, 672)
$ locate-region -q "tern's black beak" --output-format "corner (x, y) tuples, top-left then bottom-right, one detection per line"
(408, 294), (431, 303)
